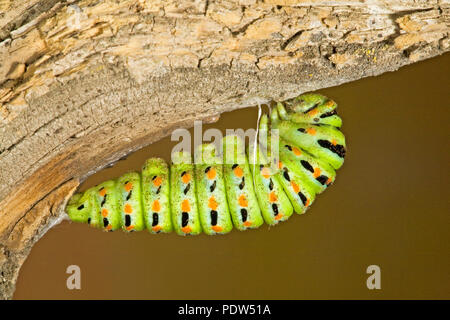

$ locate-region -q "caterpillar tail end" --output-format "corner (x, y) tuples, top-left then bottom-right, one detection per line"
(285, 93), (328, 113)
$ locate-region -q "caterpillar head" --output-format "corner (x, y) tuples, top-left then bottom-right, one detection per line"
(66, 192), (92, 224)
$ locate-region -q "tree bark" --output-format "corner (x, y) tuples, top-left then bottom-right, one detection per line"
(0, 0), (449, 299)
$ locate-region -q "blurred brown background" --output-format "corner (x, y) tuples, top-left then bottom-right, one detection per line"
(14, 53), (449, 299)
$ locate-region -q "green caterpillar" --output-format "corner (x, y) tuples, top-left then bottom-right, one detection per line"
(66, 93), (346, 236)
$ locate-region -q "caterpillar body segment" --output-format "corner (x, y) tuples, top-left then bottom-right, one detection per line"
(248, 145), (293, 225)
(95, 180), (122, 231)
(222, 135), (264, 231)
(273, 120), (346, 170)
(275, 159), (316, 215)
(66, 92), (347, 236)
(277, 94), (342, 128)
(142, 158), (173, 234)
(280, 139), (336, 194)
(194, 144), (233, 235)
(170, 152), (202, 236)
(83, 188), (103, 228)
(118, 172), (145, 232)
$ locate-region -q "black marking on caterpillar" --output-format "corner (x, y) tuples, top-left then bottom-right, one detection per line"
(126, 190), (132, 201)
(303, 103), (319, 114)
(320, 110), (337, 118)
(298, 192), (307, 206)
(101, 194), (107, 207)
(316, 175), (329, 185)
(318, 139), (346, 158)
(239, 177), (245, 190)
(283, 168), (290, 181)
(125, 214), (131, 227)
(272, 203), (279, 215)
(181, 212), (189, 227)
(183, 183), (191, 195)
(152, 213), (159, 226)
(210, 210), (218, 226)
(300, 160), (314, 173)
(240, 208), (248, 222)
(210, 180), (216, 192)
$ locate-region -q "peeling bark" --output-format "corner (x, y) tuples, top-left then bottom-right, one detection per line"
(0, 0), (449, 299)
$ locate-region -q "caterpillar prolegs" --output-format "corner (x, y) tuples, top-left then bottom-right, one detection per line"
(66, 93), (347, 236)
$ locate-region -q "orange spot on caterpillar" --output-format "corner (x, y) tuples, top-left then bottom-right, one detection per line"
(152, 200), (161, 212)
(124, 182), (133, 192)
(106, 225), (113, 231)
(152, 176), (162, 187)
(326, 178), (332, 185)
(308, 108), (319, 116)
(243, 221), (252, 227)
(306, 127), (316, 135)
(181, 226), (192, 233)
(208, 196), (218, 210)
(313, 168), (321, 178)
(293, 147), (302, 156)
(182, 173), (191, 184)
(152, 225), (162, 232)
(124, 203), (133, 213)
(269, 191), (278, 203)
(126, 225), (135, 231)
(211, 225), (223, 232)
(275, 213), (283, 220)
(325, 100), (335, 108)
(99, 188), (107, 197)
(290, 181), (300, 193)
(278, 161), (283, 169)
(305, 199), (310, 207)
(233, 166), (244, 178)
(207, 167), (217, 180)
(238, 194), (248, 207)
(261, 167), (271, 179)
(181, 199), (191, 212)
(331, 139), (337, 146)
(101, 208), (108, 217)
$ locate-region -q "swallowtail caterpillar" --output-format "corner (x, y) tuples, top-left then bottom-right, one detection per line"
(66, 93), (346, 236)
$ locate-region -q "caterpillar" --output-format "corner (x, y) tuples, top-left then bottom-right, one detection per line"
(66, 93), (346, 236)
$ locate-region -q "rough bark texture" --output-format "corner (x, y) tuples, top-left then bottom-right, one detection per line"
(0, 0), (449, 299)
